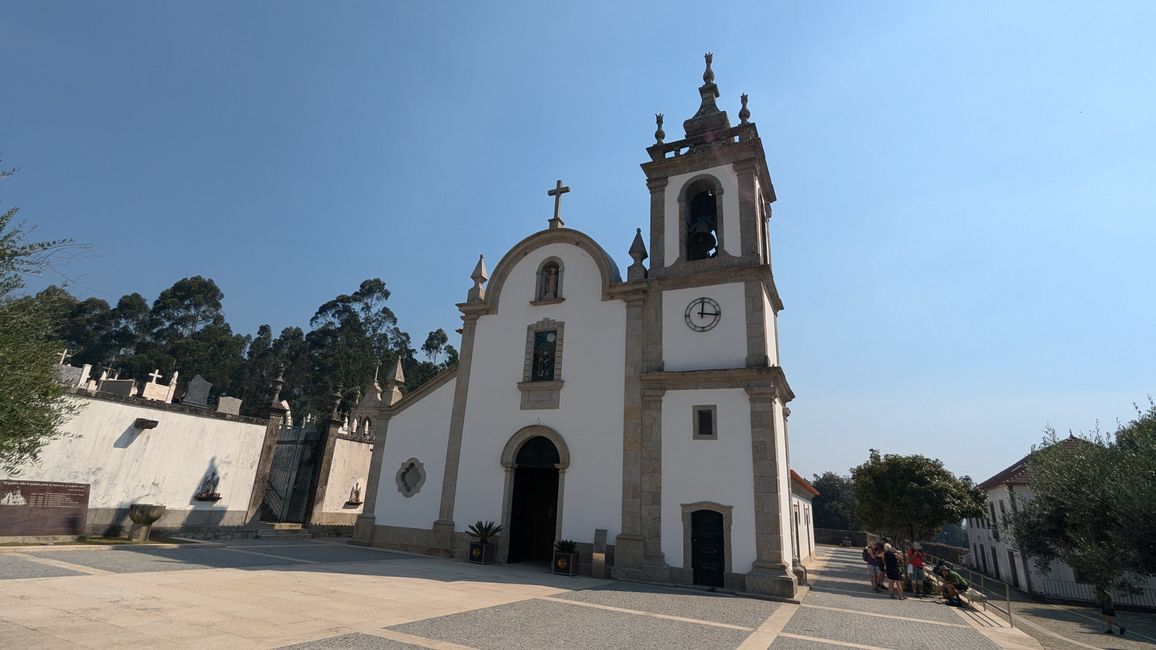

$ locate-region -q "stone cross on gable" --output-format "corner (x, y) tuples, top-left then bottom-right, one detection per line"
(148, 369), (163, 383)
(547, 179), (570, 230)
(58, 349), (71, 365)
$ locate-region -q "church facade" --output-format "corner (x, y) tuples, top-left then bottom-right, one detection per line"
(353, 56), (806, 598)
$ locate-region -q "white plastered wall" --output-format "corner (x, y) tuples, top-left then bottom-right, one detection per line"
(790, 488), (816, 563)
(663, 164), (741, 266)
(372, 378), (456, 529)
(319, 437), (372, 515)
(455, 241), (626, 543)
(662, 282), (747, 371)
(762, 287), (778, 366)
(660, 388), (757, 572)
(9, 396), (265, 512)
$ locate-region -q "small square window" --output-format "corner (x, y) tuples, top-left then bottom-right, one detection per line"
(693, 405), (717, 440)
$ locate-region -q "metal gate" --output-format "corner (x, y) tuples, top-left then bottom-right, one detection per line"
(260, 423), (323, 523)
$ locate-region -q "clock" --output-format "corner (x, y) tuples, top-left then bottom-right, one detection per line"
(684, 297), (721, 332)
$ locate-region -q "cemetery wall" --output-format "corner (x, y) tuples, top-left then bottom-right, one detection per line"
(311, 435), (372, 526)
(6, 392), (267, 535)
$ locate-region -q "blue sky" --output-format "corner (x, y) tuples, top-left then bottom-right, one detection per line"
(4, 1), (1154, 483)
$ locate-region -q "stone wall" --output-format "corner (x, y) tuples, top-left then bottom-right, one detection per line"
(3, 392), (268, 536)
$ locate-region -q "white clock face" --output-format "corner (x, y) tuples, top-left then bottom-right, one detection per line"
(684, 297), (721, 332)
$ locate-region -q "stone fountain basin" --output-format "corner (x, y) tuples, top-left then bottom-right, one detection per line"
(128, 503), (167, 525)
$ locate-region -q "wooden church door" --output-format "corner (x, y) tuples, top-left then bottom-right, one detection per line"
(691, 509), (725, 587)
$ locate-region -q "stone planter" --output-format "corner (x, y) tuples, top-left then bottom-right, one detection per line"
(127, 503), (166, 542)
(468, 541), (496, 564)
(552, 551), (579, 576)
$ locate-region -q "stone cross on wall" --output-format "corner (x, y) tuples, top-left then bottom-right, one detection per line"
(58, 349), (71, 365)
(148, 369), (163, 383)
(547, 179), (570, 229)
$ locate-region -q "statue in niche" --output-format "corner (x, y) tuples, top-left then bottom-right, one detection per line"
(540, 263), (559, 300)
(195, 472), (222, 501)
(346, 481), (362, 505)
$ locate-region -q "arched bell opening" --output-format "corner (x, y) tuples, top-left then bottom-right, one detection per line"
(679, 176), (725, 262)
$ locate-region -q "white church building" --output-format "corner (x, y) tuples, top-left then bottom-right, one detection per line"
(352, 56), (810, 598)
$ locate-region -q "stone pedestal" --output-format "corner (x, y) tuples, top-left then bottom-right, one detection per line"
(610, 533), (645, 580)
(745, 564), (798, 598)
(430, 520), (456, 557)
(127, 504), (166, 542)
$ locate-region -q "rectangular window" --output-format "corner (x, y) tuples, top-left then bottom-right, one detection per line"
(531, 330), (557, 381)
(693, 405), (717, 440)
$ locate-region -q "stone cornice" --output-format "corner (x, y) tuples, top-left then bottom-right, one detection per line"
(640, 365), (794, 402)
(462, 227), (623, 317)
(383, 366), (458, 418)
(645, 265), (784, 312)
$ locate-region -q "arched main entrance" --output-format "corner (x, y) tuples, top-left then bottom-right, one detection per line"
(506, 436), (560, 563)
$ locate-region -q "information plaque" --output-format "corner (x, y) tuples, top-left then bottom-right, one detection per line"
(0, 480), (89, 536)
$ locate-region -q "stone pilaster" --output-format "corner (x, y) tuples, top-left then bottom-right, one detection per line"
(244, 408), (285, 528)
(432, 310), (482, 554)
(745, 385), (796, 597)
(744, 280), (769, 368)
(353, 411), (392, 544)
(733, 158), (761, 264)
(640, 386), (669, 581)
(647, 177), (669, 271)
(614, 290), (647, 579)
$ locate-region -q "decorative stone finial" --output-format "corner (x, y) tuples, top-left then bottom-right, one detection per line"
(629, 228), (648, 264)
(654, 113), (665, 144)
(739, 93), (750, 124)
(268, 370), (287, 411)
(467, 254), (488, 302)
(627, 228), (649, 282)
(684, 52), (730, 137)
(385, 358), (405, 406)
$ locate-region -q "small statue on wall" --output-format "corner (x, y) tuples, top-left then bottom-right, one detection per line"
(195, 472), (222, 501)
(345, 481), (363, 506)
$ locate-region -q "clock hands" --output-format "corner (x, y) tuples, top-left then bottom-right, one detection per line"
(698, 299), (719, 319)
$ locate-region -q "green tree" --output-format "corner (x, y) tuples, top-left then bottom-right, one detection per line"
(422, 328), (449, 363)
(851, 449), (986, 543)
(0, 173), (79, 472)
(1008, 407), (1156, 594)
(810, 471), (857, 530)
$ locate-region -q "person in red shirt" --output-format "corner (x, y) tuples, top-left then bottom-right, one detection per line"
(908, 543), (926, 597)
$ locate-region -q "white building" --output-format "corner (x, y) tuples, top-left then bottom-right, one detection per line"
(352, 56), (810, 598)
(967, 442), (1156, 608)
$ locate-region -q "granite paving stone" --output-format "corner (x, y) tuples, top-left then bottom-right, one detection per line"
(555, 582), (780, 628)
(35, 547), (298, 573)
(279, 633), (428, 649)
(784, 606), (1000, 650)
(238, 544), (413, 564)
(0, 555), (86, 579)
(769, 637), (857, 650)
(390, 598), (751, 650)
(803, 587), (965, 624)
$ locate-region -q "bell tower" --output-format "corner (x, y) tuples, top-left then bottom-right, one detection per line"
(641, 52), (784, 372)
(614, 54), (798, 599)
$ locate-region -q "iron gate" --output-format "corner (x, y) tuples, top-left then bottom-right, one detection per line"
(260, 423), (323, 523)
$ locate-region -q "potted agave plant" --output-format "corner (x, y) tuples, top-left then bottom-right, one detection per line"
(466, 520), (502, 565)
(552, 539), (579, 576)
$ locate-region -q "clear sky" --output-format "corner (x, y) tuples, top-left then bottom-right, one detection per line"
(4, 1), (1154, 484)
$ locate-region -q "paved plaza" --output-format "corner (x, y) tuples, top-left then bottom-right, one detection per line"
(0, 541), (1059, 649)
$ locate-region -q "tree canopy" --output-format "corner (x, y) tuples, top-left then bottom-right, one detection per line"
(37, 275), (459, 419)
(0, 169), (79, 472)
(851, 449), (986, 544)
(810, 471), (857, 530)
(1007, 405), (1156, 592)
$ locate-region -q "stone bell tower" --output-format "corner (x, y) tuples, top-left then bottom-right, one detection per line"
(613, 54), (798, 598)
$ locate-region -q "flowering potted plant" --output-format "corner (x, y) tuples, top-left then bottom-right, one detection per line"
(466, 520), (501, 564)
(552, 539), (579, 576)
